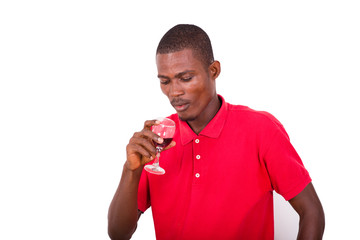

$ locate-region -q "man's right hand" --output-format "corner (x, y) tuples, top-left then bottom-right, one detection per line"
(125, 119), (176, 171)
(109, 119), (177, 240)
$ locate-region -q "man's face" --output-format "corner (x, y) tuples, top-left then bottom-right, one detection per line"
(156, 49), (217, 122)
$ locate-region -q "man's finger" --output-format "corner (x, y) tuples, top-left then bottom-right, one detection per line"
(127, 143), (156, 161)
(143, 119), (160, 129)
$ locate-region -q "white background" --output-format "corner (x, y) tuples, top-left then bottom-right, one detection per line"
(0, 1), (359, 239)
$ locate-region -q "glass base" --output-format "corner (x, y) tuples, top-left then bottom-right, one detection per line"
(144, 164), (165, 175)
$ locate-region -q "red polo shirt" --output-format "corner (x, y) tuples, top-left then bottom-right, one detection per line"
(137, 95), (311, 240)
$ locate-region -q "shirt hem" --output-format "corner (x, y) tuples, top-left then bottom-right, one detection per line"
(283, 177), (312, 201)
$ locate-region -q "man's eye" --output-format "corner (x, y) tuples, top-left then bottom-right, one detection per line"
(160, 80), (169, 85)
(181, 77), (192, 82)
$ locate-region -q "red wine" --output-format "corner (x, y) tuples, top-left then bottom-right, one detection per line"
(153, 138), (173, 149)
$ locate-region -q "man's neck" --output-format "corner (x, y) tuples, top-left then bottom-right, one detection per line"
(187, 95), (221, 135)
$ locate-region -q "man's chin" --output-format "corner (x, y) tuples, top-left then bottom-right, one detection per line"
(178, 113), (196, 122)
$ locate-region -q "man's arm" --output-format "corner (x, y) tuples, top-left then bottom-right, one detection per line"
(289, 182), (325, 240)
(108, 167), (143, 240)
(107, 120), (175, 240)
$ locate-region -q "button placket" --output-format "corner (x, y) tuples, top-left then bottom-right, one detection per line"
(193, 137), (202, 182)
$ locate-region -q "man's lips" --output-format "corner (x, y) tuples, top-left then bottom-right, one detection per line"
(171, 99), (190, 112)
(173, 104), (190, 112)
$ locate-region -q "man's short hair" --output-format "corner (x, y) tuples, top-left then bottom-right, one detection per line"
(156, 24), (214, 68)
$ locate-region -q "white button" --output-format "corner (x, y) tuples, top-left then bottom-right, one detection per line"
(196, 155), (201, 159)
(195, 139), (200, 143)
(195, 173), (200, 178)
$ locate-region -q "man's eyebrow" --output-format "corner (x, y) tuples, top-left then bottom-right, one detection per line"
(157, 74), (170, 79)
(158, 70), (195, 79)
(175, 70), (195, 79)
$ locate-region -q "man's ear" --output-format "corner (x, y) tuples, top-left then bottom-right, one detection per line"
(209, 60), (221, 80)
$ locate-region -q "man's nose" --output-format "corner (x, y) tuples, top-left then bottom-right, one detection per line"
(169, 81), (184, 97)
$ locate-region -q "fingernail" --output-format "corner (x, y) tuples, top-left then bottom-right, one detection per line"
(155, 120), (161, 124)
(158, 137), (163, 143)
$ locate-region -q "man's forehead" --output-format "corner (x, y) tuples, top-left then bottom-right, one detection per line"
(156, 49), (201, 72)
(156, 49), (194, 61)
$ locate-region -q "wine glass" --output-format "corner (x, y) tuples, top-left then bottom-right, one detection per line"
(144, 117), (176, 175)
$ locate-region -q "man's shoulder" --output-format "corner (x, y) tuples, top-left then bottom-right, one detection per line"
(227, 103), (274, 119)
(226, 102), (283, 127)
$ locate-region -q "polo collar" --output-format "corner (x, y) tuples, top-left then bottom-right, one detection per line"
(178, 95), (228, 145)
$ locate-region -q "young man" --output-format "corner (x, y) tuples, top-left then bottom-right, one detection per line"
(108, 24), (325, 240)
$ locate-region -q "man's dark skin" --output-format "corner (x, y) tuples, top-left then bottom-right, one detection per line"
(108, 49), (325, 240)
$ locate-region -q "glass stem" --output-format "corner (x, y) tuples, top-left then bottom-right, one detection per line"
(153, 148), (161, 165)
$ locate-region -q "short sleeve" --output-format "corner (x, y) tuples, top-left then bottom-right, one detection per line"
(137, 169), (151, 212)
(261, 116), (312, 201)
